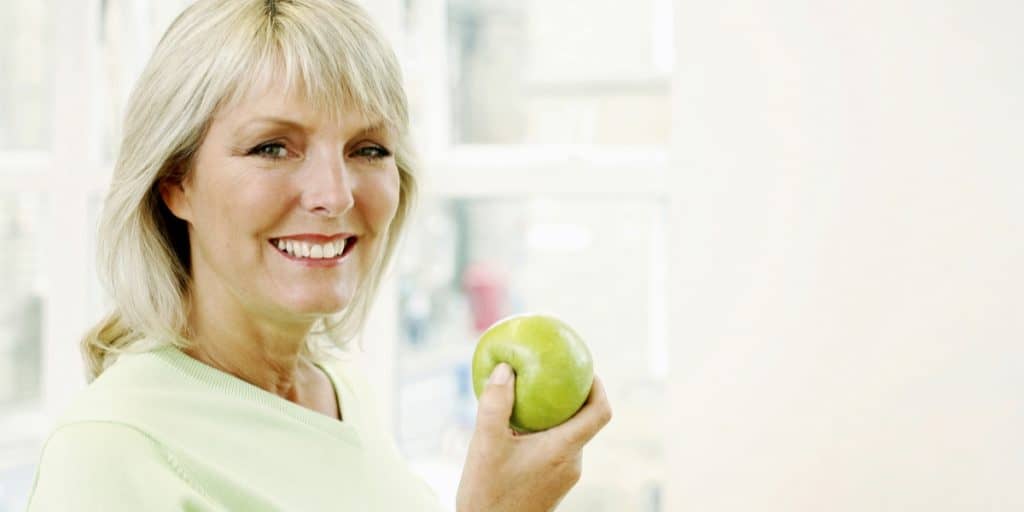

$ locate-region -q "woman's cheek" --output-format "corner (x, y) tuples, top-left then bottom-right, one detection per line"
(367, 168), (402, 230)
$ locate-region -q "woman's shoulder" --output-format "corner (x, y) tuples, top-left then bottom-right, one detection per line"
(60, 345), (192, 422)
(26, 420), (206, 511)
(54, 351), (158, 424)
(314, 348), (371, 392)
(313, 348), (391, 428)
(37, 421), (168, 463)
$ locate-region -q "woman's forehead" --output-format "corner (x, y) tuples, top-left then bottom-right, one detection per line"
(216, 76), (390, 135)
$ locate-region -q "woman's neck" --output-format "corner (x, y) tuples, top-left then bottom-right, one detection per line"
(184, 284), (318, 403)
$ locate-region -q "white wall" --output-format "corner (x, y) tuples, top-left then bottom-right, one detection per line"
(667, 1), (1023, 510)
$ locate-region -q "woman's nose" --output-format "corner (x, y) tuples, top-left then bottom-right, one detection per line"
(300, 152), (355, 217)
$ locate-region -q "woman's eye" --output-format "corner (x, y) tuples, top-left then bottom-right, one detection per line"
(353, 145), (392, 161)
(249, 142), (289, 159)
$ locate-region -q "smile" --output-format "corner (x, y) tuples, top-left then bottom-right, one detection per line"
(269, 236), (358, 265)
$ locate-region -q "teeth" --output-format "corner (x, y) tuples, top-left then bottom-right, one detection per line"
(275, 238), (349, 259)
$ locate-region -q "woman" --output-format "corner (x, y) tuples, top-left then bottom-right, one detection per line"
(26, 0), (611, 510)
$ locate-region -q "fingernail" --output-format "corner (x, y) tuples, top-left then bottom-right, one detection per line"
(489, 363), (512, 385)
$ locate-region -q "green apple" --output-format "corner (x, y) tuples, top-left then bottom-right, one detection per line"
(471, 313), (594, 432)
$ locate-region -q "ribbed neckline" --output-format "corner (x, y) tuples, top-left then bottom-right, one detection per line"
(148, 345), (360, 443)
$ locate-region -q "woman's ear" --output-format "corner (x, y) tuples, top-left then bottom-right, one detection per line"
(159, 179), (193, 222)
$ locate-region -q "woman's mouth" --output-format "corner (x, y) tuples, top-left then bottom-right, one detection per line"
(268, 236), (358, 266)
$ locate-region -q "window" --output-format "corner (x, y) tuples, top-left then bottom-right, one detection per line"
(0, 0), (54, 152)
(443, 0), (671, 145)
(393, 1), (673, 509)
(0, 193), (44, 407)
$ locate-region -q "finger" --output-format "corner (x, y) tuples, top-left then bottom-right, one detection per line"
(548, 375), (612, 447)
(474, 363), (516, 436)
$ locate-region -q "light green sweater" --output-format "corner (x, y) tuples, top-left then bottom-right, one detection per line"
(25, 345), (443, 511)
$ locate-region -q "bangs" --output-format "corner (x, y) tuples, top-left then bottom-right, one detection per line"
(216, 0), (407, 133)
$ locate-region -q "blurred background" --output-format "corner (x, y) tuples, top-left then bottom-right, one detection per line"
(0, 0), (1021, 511)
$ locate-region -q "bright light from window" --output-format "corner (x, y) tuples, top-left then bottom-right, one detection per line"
(527, 223), (593, 253)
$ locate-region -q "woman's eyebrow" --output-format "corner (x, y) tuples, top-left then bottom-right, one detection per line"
(234, 116), (307, 137)
(233, 117), (392, 138)
(352, 121), (392, 139)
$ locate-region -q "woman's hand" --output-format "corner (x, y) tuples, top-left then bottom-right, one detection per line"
(456, 363), (613, 512)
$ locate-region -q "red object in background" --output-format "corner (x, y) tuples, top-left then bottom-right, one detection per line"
(462, 262), (507, 333)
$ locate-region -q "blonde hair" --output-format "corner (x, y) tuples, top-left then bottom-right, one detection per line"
(82, 0), (417, 382)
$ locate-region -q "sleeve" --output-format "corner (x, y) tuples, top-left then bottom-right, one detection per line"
(25, 421), (221, 512)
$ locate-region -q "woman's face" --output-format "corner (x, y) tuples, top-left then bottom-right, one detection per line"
(161, 79), (400, 325)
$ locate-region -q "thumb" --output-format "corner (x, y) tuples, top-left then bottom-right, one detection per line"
(475, 363), (516, 435)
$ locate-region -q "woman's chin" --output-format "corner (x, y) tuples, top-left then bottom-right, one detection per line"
(267, 282), (356, 318)
(279, 294), (351, 318)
